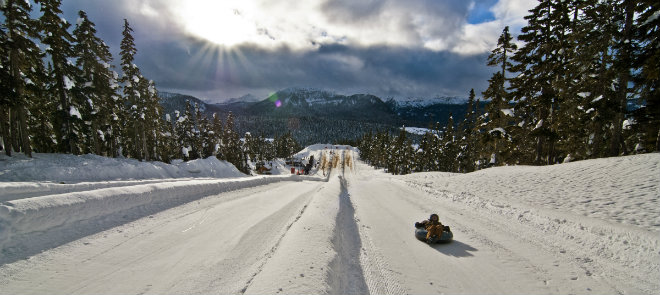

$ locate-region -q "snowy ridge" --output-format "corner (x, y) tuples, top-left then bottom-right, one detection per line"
(0, 153), (245, 182)
(0, 175), (317, 265)
(393, 96), (467, 107)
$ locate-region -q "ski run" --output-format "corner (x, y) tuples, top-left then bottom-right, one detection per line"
(0, 146), (659, 294)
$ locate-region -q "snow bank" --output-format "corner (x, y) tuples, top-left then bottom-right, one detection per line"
(0, 175), (317, 264)
(0, 153), (245, 183)
(400, 153), (660, 293)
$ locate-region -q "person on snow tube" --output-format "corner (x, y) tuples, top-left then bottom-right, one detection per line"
(415, 214), (449, 244)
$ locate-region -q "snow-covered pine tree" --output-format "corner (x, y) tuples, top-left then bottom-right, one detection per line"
(39, 0), (83, 154)
(1, 0), (44, 156)
(415, 130), (434, 172)
(119, 19), (140, 158)
(631, 0), (659, 152)
(73, 10), (120, 156)
(440, 114), (458, 172)
(138, 78), (162, 160)
(222, 112), (246, 172)
(198, 109), (215, 159)
(457, 89), (477, 172)
(211, 112), (223, 158)
(157, 111), (177, 162)
(511, 0), (570, 164)
(189, 102), (204, 159)
(608, 0), (637, 156)
(482, 26), (517, 166)
(176, 101), (195, 161)
(25, 59), (53, 154)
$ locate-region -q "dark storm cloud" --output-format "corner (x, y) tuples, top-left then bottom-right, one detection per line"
(55, 0), (521, 102)
(134, 39), (492, 101)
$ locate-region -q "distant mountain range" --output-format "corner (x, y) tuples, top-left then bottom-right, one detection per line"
(158, 88), (480, 145)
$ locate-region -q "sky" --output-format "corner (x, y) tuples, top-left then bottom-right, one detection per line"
(56, 0), (538, 103)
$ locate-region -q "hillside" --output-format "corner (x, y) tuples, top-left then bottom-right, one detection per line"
(158, 88), (472, 144)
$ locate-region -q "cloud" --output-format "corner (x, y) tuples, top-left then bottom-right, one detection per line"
(57, 0), (537, 102)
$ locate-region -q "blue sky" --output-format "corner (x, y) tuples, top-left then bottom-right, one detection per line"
(53, 0), (537, 102)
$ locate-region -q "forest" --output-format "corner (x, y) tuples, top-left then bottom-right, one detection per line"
(358, 0), (659, 174)
(1, 0), (308, 173)
(2, 0), (658, 175)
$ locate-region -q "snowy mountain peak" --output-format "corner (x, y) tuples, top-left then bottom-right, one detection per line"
(221, 94), (261, 104)
(393, 96), (467, 107)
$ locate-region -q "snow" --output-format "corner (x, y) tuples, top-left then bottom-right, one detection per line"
(489, 127), (506, 135)
(69, 106), (82, 120)
(403, 126), (431, 135)
(63, 75), (74, 90)
(501, 108), (514, 117)
(0, 149), (658, 294)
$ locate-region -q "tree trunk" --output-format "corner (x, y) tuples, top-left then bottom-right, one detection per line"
(17, 105), (32, 157)
(656, 126), (660, 152)
(10, 107), (20, 153)
(0, 107), (12, 156)
(609, 0), (635, 156)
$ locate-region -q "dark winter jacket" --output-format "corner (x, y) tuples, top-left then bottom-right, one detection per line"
(416, 220), (443, 231)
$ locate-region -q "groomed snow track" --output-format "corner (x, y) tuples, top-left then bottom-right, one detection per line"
(1, 151), (658, 294)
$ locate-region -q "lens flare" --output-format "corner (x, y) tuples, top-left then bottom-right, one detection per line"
(275, 100), (282, 108)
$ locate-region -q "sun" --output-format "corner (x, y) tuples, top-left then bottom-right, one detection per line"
(176, 0), (261, 47)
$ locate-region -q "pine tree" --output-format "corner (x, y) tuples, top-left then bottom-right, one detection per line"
(632, 0), (659, 151)
(222, 112), (247, 172)
(39, 0), (83, 154)
(482, 27), (517, 165)
(176, 101), (196, 160)
(608, 0), (637, 156)
(458, 89), (477, 172)
(211, 112), (223, 157)
(440, 114), (458, 172)
(511, 0), (573, 164)
(2, 0), (43, 156)
(198, 111), (215, 158)
(26, 61), (54, 153)
(118, 20), (161, 161)
(73, 10), (120, 156)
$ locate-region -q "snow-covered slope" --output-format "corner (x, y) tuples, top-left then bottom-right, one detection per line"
(0, 153), (245, 183)
(0, 151), (658, 294)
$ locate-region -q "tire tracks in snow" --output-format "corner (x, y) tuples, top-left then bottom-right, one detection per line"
(237, 189), (315, 294)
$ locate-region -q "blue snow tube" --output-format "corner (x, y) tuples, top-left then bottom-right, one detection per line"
(415, 227), (453, 243)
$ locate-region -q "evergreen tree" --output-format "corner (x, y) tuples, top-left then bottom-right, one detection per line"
(158, 112), (177, 163)
(481, 26), (517, 166)
(176, 102), (195, 160)
(511, 0), (571, 164)
(440, 115), (458, 172)
(632, 0), (659, 151)
(73, 10), (120, 156)
(608, 0), (637, 156)
(26, 61), (53, 153)
(119, 19), (141, 158)
(1, 0), (43, 156)
(211, 112), (223, 157)
(198, 110), (215, 158)
(39, 0), (82, 154)
(221, 112), (247, 172)
(457, 89), (477, 172)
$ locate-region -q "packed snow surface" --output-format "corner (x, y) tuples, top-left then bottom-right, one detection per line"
(0, 149), (658, 294)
